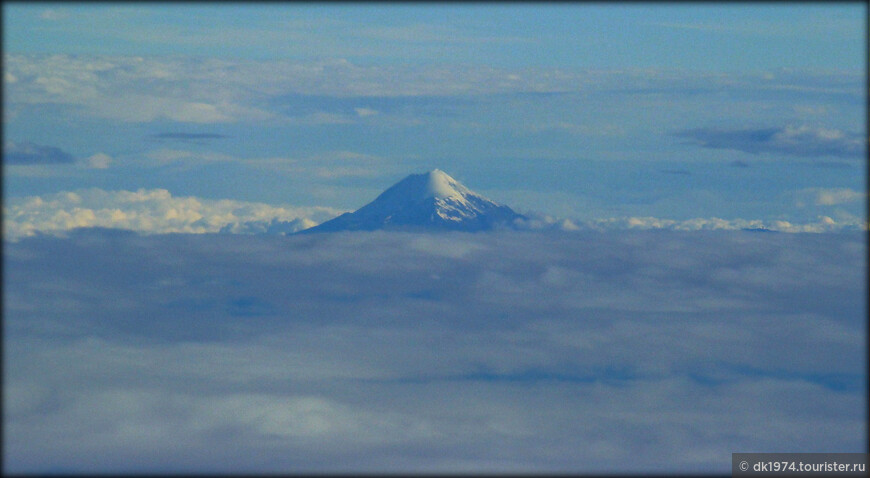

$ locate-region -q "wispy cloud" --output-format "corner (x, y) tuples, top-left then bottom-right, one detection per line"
(135, 148), (392, 179)
(811, 188), (866, 206)
(39, 8), (69, 21)
(648, 15), (864, 40)
(149, 132), (230, 141)
(675, 125), (866, 159)
(5, 54), (862, 127)
(357, 22), (535, 46)
(85, 152), (112, 169)
(795, 187), (867, 207)
(3, 141), (75, 165)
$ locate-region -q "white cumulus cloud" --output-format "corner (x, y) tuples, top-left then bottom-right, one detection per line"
(2, 188), (342, 241)
(581, 215), (866, 233)
(85, 152), (112, 169)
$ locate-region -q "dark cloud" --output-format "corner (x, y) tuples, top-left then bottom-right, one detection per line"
(3, 229), (865, 473)
(659, 168), (691, 176)
(676, 125), (866, 159)
(149, 132), (229, 142)
(2, 141), (75, 165)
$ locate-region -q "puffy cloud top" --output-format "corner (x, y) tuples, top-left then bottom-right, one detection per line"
(3, 188), (342, 241)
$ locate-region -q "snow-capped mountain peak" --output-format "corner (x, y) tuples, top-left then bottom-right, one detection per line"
(299, 169), (526, 233)
(373, 169), (472, 203)
(425, 169), (469, 200)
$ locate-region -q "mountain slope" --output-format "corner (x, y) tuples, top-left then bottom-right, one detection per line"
(299, 169), (526, 233)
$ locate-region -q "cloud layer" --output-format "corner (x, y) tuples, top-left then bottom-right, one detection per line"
(3, 229), (866, 473)
(4, 54), (864, 128)
(582, 214), (866, 234)
(4, 189), (866, 242)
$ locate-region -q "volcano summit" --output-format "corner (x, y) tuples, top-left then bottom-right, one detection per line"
(300, 169), (526, 233)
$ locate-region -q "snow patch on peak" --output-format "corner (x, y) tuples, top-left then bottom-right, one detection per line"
(424, 169), (469, 200)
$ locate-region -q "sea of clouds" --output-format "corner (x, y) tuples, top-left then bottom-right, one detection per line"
(3, 228), (865, 473)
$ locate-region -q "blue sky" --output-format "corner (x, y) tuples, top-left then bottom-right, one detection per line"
(3, 2), (867, 235)
(4, 3), (864, 70)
